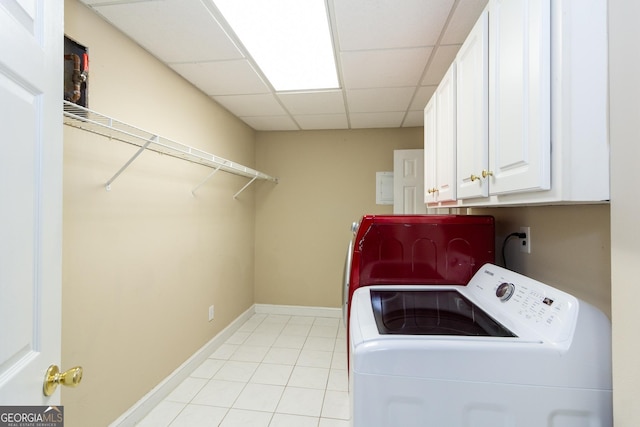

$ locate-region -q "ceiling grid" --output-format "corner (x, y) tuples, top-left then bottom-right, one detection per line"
(80, 0), (488, 130)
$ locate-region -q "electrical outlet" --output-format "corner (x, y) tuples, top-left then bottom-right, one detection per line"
(519, 226), (531, 254)
(208, 305), (214, 322)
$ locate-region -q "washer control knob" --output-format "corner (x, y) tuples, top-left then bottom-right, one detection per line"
(496, 282), (515, 302)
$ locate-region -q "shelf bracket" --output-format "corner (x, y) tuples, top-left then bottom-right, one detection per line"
(191, 164), (223, 196)
(233, 175), (258, 199)
(105, 135), (157, 191)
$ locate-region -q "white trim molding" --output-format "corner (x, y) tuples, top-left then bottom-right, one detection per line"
(254, 303), (341, 318)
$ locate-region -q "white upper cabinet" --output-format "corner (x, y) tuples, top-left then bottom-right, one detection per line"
(481, 0), (609, 205)
(435, 63), (457, 203)
(425, 63), (457, 205)
(488, 0), (551, 195)
(426, 0), (609, 207)
(456, 10), (489, 200)
(424, 96), (437, 204)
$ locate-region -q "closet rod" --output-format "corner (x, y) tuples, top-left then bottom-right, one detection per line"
(62, 101), (278, 191)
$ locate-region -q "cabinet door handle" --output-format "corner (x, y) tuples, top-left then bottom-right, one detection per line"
(470, 174), (480, 182)
(427, 188), (439, 194)
(482, 169), (494, 178)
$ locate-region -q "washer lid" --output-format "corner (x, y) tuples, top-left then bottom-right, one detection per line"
(371, 289), (516, 337)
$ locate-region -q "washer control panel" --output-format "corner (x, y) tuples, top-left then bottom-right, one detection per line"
(467, 264), (579, 343)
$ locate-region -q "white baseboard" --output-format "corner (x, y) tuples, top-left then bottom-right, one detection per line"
(110, 304), (340, 426)
(254, 303), (341, 318)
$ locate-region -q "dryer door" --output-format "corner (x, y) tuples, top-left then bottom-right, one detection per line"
(342, 239), (353, 327)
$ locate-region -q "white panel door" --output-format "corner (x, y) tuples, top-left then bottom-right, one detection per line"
(489, 0), (550, 195)
(456, 9), (489, 199)
(393, 149), (426, 214)
(0, 0), (64, 404)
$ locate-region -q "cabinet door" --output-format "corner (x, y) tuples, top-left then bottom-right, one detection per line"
(434, 63), (457, 202)
(489, 0), (550, 195)
(456, 10), (489, 199)
(424, 97), (437, 203)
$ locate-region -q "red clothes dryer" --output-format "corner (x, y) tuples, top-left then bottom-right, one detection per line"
(343, 215), (495, 327)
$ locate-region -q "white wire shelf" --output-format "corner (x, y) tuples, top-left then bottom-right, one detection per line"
(63, 100), (278, 197)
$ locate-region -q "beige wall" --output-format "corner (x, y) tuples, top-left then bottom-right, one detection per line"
(63, 1), (258, 425)
(249, 127), (612, 314)
(473, 205), (611, 317)
(609, 1), (640, 425)
(254, 128), (423, 307)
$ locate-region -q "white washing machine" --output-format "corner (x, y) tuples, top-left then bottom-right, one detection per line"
(349, 263), (612, 427)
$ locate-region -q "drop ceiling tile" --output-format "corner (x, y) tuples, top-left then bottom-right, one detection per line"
(170, 60), (269, 96)
(90, 0), (243, 63)
(421, 44), (461, 86)
(403, 110), (425, 127)
(340, 47), (433, 89)
(346, 87), (415, 113)
(410, 86), (437, 110)
(213, 94), (287, 117)
(240, 116), (299, 131)
(294, 114), (349, 130)
(82, 0), (486, 131)
(349, 112), (405, 129)
(333, 0), (455, 50)
(277, 91), (346, 115)
(440, 0), (489, 45)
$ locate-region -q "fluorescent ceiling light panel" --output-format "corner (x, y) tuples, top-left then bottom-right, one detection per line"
(213, 0), (339, 91)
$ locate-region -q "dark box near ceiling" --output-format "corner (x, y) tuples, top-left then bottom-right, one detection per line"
(64, 36), (88, 107)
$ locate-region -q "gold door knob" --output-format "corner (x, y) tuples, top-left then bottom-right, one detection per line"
(470, 174), (480, 182)
(482, 169), (493, 178)
(427, 188), (438, 194)
(43, 365), (83, 396)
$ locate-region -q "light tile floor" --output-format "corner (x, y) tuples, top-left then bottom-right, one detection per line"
(136, 313), (350, 427)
